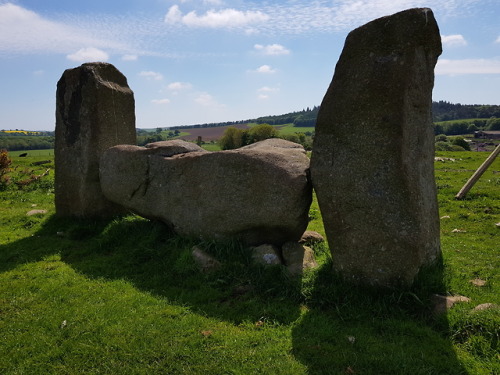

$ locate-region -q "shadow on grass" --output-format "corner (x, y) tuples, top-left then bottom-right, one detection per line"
(0, 214), (302, 325)
(0, 214), (467, 374)
(291, 261), (468, 374)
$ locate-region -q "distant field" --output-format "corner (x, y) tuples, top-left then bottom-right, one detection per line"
(8, 149), (54, 157)
(177, 124), (251, 142)
(176, 123), (314, 142)
(275, 124), (315, 135)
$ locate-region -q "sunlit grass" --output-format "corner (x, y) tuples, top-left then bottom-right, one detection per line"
(0, 150), (498, 374)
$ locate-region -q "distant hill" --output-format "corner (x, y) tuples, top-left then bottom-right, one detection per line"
(164, 102), (500, 131)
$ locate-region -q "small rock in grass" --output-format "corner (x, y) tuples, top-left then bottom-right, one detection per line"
(440, 215), (450, 220)
(469, 278), (487, 287)
(472, 303), (498, 312)
(431, 294), (471, 315)
(26, 209), (47, 216)
(192, 246), (221, 273)
(299, 230), (325, 245)
(495, 222), (500, 228)
(282, 242), (318, 276)
(251, 244), (282, 266)
(451, 228), (466, 233)
(200, 330), (213, 337)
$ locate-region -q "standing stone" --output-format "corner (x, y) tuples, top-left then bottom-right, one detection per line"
(310, 8), (442, 287)
(55, 62), (136, 217)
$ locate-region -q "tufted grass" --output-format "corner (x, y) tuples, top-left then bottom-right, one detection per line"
(0, 150), (498, 374)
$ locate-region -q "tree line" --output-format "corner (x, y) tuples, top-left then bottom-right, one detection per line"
(432, 101), (500, 122)
(0, 136), (54, 151)
(434, 117), (500, 136)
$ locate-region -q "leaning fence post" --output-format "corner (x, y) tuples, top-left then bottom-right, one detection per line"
(455, 144), (500, 200)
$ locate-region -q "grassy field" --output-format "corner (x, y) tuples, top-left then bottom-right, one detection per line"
(0, 150), (498, 374)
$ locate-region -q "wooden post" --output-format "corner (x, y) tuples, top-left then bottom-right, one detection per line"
(455, 144), (500, 199)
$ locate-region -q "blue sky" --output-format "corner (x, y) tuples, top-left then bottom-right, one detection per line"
(0, 0), (499, 131)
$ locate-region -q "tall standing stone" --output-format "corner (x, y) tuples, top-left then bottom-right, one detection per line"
(55, 62), (136, 217)
(310, 8), (442, 287)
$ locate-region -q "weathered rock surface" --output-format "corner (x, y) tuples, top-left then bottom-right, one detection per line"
(310, 8), (442, 287)
(282, 242), (318, 276)
(100, 139), (312, 245)
(55, 62), (136, 217)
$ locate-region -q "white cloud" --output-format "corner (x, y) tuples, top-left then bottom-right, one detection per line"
(139, 71), (164, 80)
(258, 94), (269, 100)
(436, 59), (500, 75)
(254, 43), (290, 56)
(255, 65), (276, 74)
(258, 86), (279, 92)
(496, 36), (500, 43)
(165, 6), (269, 28)
(67, 47), (109, 62)
(167, 82), (192, 90)
(122, 54), (138, 61)
(165, 5), (183, 24)
(152, 98), (171, 105)
(441, 34), (467, 47)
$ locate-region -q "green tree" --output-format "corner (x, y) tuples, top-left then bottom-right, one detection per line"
(219, 127), (247, 150)
(0, 149), (12, 189)
(451, 137), (470, 151)
(486, 117), (500, 130)
(248, 123), (277, 143)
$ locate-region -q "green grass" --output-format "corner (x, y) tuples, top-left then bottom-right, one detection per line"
(0, 151), (498, 374)
(8, 149), (54, 157)
(275, 123), (315, 135)
(201, 143), (222, 151)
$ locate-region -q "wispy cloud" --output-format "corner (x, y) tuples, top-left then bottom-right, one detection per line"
(167, 82), (192, 90)
(195, 92), (224, 108)
(204, 0), (224, 5)
(0, 1), (486, 58)
(254, 44), (290, 56)
(0, 3), (123, 56)
(441, 34), (467, 47)
(139, 71), (164, 80)
(436, 59), (500, 75)
(257, 86), (279, 100)
(67, 47), (109, 62)
(152, 98), (171, 105)
(122, 54), (138, 61)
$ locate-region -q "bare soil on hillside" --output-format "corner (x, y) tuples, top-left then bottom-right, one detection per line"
(177, 124), (250, 142)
